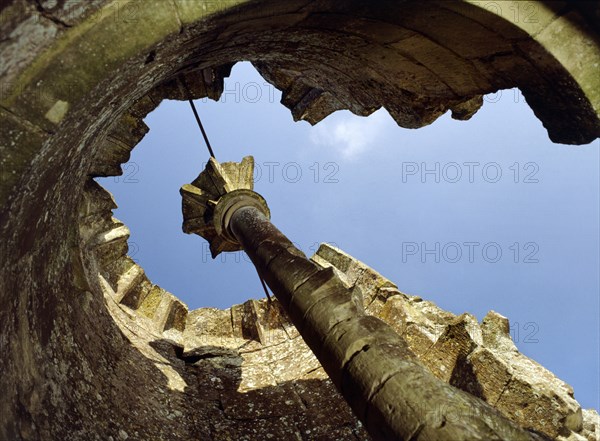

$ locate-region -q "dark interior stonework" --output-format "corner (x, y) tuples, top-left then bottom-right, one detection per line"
(1, 1), (598, 440)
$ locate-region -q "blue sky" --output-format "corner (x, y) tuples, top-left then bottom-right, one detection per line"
(100, 62), (599, 410)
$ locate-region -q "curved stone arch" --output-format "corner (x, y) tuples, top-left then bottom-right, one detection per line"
(0, 1), (599, 440)
(1, 1), (599, 206)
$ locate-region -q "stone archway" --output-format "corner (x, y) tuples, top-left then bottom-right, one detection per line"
(1, 1), (598, 440)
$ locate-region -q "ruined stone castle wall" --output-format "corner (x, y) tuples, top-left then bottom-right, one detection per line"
(1, 1), (599, 440)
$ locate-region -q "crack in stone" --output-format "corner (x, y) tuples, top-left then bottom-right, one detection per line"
(34, 1), (72, 28)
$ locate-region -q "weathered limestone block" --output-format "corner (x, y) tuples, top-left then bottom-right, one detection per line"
(99, 255), (137, 294)
(580, 409), (599, 441)
(389, 300), (451, 358)
(313, 243), (589, 440)
(364, 286), (402, 316)
(481, 310), (519, 352)
(492, 355), (582, 438)
(92, 220), (130, 266)
(378, 293), (454, 357)
(473, 311), (582, 438)
(79, 178), (117, 218)
(451, 95), (484, 120)
(310, 238), (363, 275)
(421, 313), (480, 382)
(254, 55), (376, 125)
(556, 432), (588, 441)
(396, 2), (514, 59)
(454, 346), (513, 404)
(312, 244), (395, 307)
(114, 263), (145, 303)
(534, 11), (600, 118)
(79, 194), (592, 441)
(119, 271), (153, 309)
(240, 299), (290, 347)
(148, 64), (234, 103)
(183, 306), (246, 358)
(128, 94), (160, 120)
(292, 89), (345, 124)
(269, 341), (322, 383)
(164, 296), (188, 332)
(390, 34), (490, 96)
(88, 113), (149, 177)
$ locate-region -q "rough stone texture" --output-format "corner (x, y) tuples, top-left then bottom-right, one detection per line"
(0, 1), (599, 440)
(312, 245), (594, 440)
(16, 166), (595, 439)
(219, 200), (540, 439)
(180, 155), (263, 257)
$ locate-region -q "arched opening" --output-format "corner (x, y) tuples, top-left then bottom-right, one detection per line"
(1, 1), (598, 440)
(93, 61), (598, 409)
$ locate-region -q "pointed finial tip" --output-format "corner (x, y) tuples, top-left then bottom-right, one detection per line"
(180, 155), (269, 257)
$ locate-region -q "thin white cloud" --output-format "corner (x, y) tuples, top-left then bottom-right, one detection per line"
(309, 109), (391, 160)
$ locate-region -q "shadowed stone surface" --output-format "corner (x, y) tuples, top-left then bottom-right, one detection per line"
(0, 1), (599, 440)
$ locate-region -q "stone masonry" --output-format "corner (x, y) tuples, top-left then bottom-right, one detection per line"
(1, 1), (599, 440)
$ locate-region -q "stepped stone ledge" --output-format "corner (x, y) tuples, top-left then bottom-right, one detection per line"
(82, 179), (598, 441)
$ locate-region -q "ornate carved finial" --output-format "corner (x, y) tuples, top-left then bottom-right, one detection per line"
(180, 155), (270, 258)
